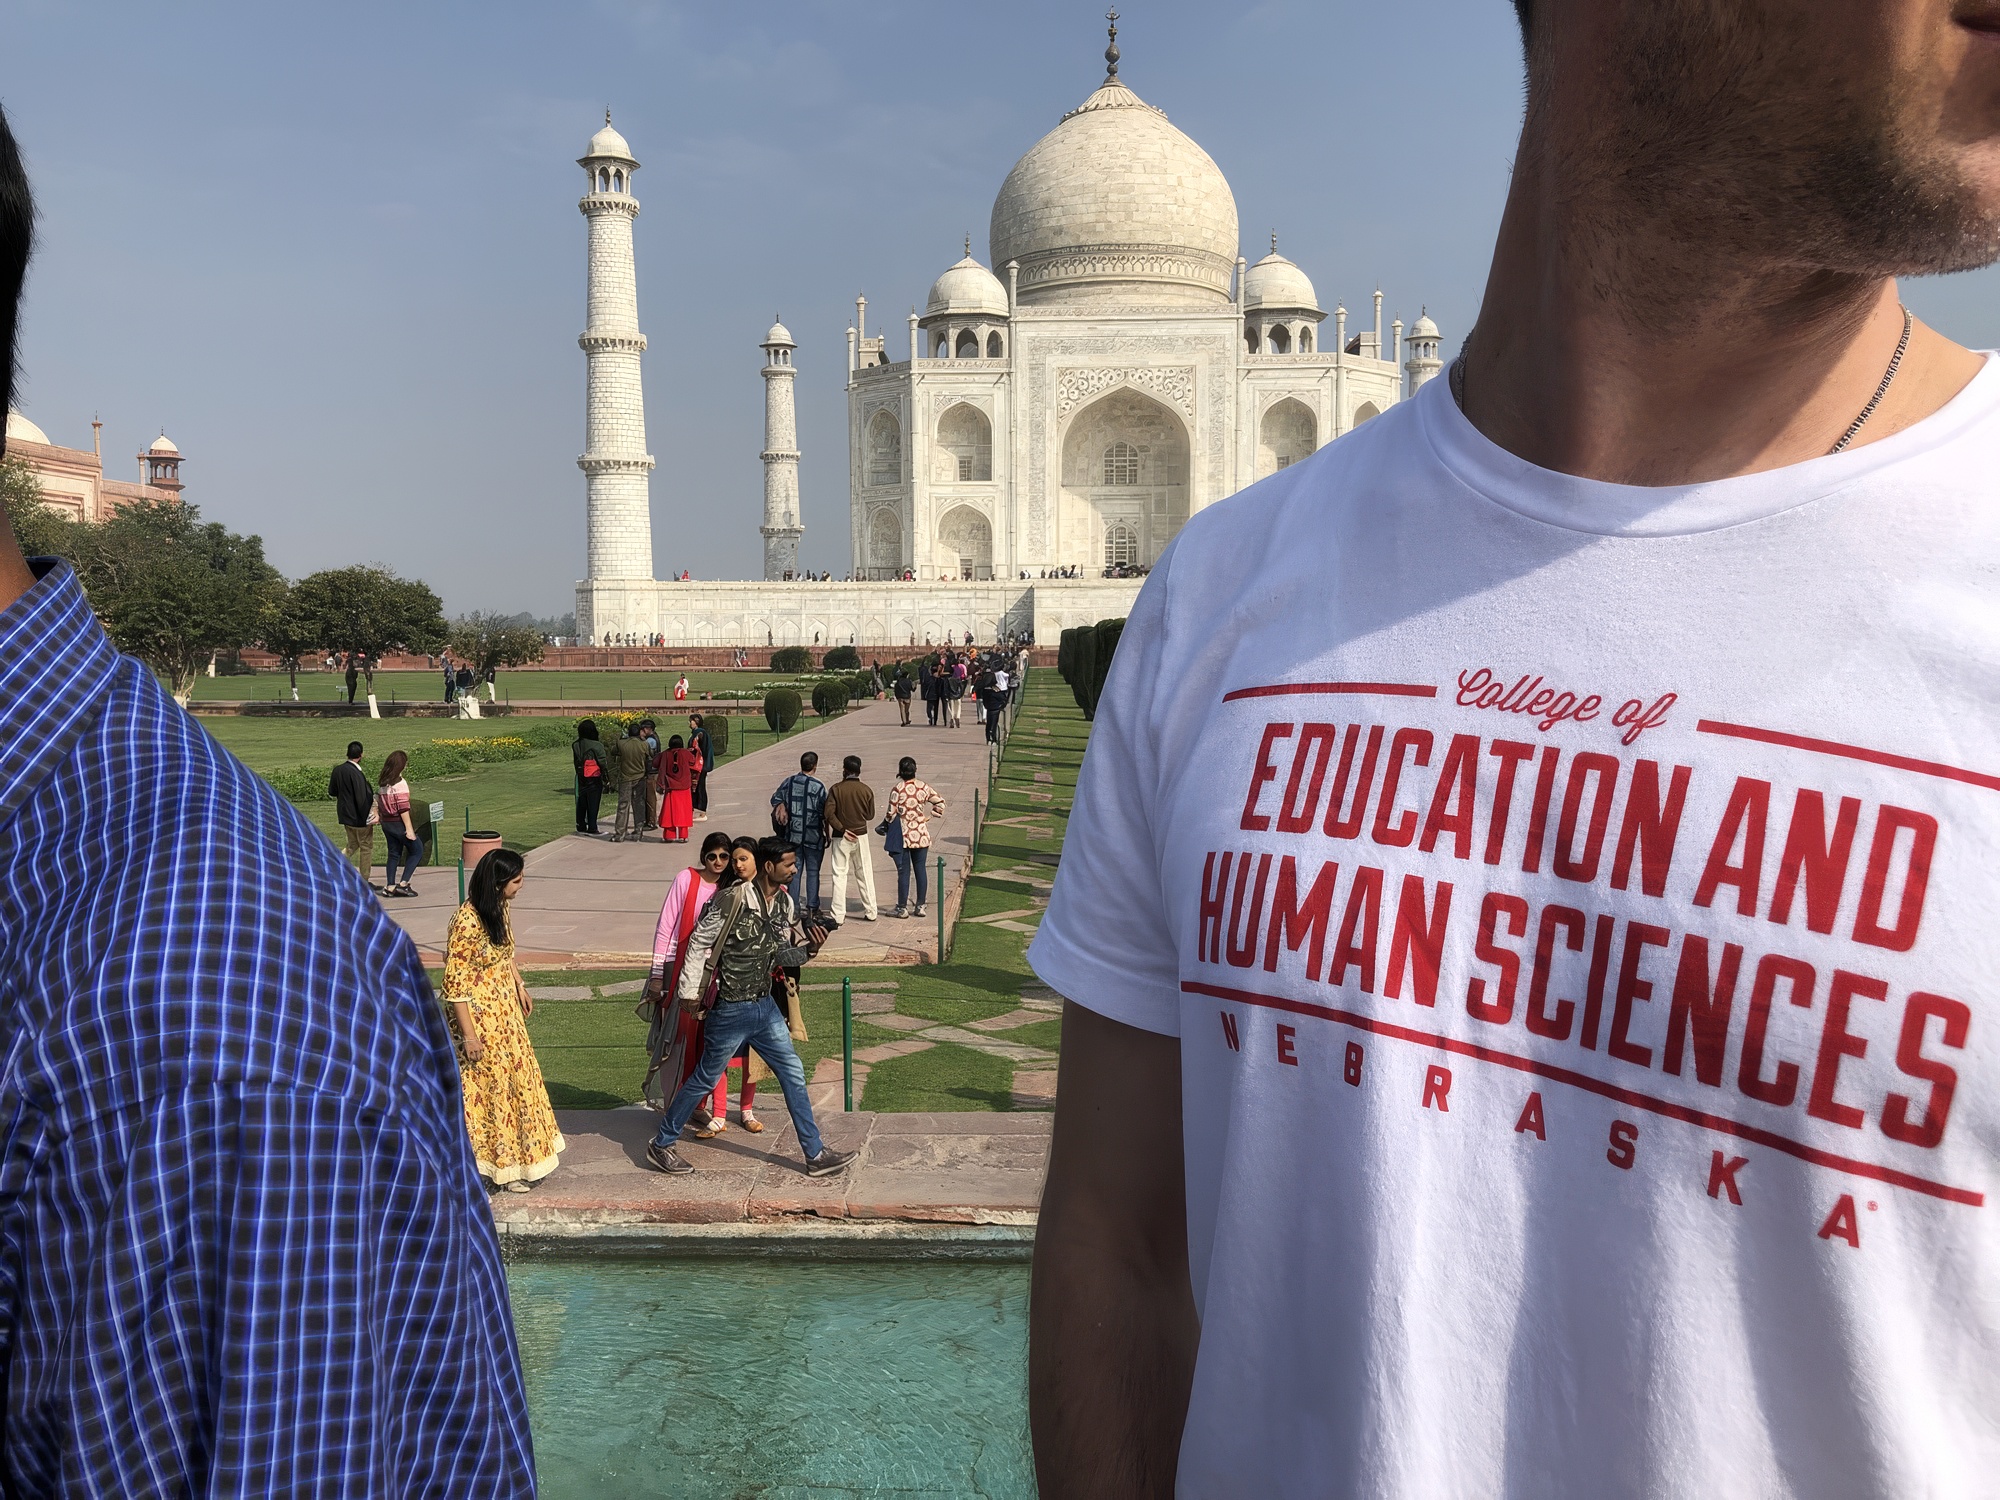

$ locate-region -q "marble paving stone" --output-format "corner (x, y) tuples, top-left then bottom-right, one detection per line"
(866, 1012), (937, 1033)
(1011, 1070), (1058, 1110)
(963, 1007), (1058, 1033)
(853, 1039), (937, 1065)
(851, 992), (897, 1014)
(527, 985), (595, 1001)
(598, 978), (645, 996)
(918, 1026), (1056, 1062)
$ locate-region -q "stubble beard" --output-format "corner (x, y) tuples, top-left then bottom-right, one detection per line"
(1568, 1), (2000, 303)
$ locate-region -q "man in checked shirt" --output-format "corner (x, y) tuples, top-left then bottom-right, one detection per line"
(0, 109), (535, 1493)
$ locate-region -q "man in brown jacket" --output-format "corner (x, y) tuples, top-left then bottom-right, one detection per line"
(822, 754), (877, 924)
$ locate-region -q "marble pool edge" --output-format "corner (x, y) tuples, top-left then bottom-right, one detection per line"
(497, 1218), (1038, 1260)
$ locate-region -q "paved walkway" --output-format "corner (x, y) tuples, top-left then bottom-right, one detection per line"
(377, 698), (1002, 967)
(487, 1107), (1051, 1231)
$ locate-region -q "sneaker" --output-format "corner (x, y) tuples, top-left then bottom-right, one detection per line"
(646, 1142), (694, 1175)
(805, 1147), (856, 1177)
(889, 905), (908, 919)
(911, 905), (927, 918)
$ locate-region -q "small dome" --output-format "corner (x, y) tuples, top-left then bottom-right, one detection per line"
(763, 320), (795, 347)
(925, 256), (1009, 318)
(583, 119), (635, 164)
(149, 433), (179, 455)
(5, 409), (49, 447)
(1410, 308), (1440, 340)
(1242, 250), (1319, 312)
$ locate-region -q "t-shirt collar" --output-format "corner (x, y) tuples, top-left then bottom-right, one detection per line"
(0, 560), (123, 827)
(1419, 350), (2000, 538)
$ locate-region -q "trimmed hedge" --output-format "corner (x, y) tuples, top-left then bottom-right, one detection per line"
(1058, 617), (1125, 720)
(764, 688), (802, 732)
(770, 646), (813, 673)
(810, 680), (847, 719)
(821, 645), (860, 672)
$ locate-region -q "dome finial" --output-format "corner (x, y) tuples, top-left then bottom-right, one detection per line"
(1104, 8), (1120, 78)
(1271, 229), (1278, 255)
(965, 232), (972, 258)
(605, 107), (612, 126)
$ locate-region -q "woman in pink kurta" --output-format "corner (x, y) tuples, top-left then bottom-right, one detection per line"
(645, 830), (759, 1131)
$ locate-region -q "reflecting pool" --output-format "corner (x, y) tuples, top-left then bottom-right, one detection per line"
(509, 1256), (1033, 1499)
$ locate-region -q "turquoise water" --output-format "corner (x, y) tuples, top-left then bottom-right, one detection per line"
(509, 1256), (1034, 1499)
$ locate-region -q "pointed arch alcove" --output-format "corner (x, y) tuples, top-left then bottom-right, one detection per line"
(1059, 387), (1190, 571)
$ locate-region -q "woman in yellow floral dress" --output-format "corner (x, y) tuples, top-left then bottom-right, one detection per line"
(443, 848), (565, 1191)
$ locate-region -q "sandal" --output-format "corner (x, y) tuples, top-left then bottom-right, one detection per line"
(692, 1117), (727, 1138)
(739, 1109), (764, 1133)
(503, 1180), (531, 1193)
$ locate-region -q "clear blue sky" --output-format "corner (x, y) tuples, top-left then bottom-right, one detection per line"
(6, 1), (1997, 615)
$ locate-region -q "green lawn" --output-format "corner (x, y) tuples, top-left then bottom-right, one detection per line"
(203, 711), (810, 863)
(481, 671), (1089, 1114)
(191, 668), (888, 704)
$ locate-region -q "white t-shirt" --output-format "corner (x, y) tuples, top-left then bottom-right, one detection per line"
(1030, 360), (2000, 1499)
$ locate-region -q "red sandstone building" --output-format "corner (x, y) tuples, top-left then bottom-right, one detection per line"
(5, 410), (184, 521)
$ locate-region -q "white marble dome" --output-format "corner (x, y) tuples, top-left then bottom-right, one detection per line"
(925, 255), (1009, 318)
(989, 75), (1239, 309)
(1243, 250), (1319, 312)
(583, 120), (635, 163)
(5, 410), (49, 447)
(764, 319), (795, 347)
(149, 433), (179, 454)
(1411, 310), (1440, 339)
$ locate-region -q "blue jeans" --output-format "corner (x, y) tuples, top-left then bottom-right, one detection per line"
(383, 827), (426, 885)
(892, 844), (929, 908)
(788, 842), (824, 912)
(654, 997), (823, 1159)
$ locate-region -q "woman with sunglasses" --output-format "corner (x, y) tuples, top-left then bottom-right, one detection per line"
(641, 831), (735, 1119)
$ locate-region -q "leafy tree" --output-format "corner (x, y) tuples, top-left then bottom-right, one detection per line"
(448, 611), (547, 683)
(82, 501), (283, 702)
(289, 565), (447, 699)
(259, 583), (322, 694)
(1, 453), (81, 562)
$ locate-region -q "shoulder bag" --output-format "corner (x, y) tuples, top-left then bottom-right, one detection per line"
(691, 887), (753, 1016)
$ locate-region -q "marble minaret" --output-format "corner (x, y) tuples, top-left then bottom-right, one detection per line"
(578, 114), (654, 584)
(760, 319), (803, 580)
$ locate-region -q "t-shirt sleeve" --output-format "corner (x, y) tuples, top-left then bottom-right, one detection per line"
(1027, 557), (1180, 1036)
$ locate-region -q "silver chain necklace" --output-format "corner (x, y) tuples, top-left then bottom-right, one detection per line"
(1447, 304), (1914, 457)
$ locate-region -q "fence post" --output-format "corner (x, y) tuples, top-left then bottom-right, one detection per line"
(457, 858), (465, 904)
(937, 855), (947, 962)
(972, 788), (980, 863)
(842, 977), (854, 1113)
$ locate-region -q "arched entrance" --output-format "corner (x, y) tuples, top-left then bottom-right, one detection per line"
(1257, 397), (1318, 478)
(936, 505), (992, 579)
(868, 507), (903, 577)
(1059, 387), (1190, 573)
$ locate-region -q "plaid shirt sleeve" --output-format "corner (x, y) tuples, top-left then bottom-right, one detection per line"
(0, 563), (535, 1495)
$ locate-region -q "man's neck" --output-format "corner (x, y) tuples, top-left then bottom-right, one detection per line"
(0, 525), (39, 614)
(755, 874), (784, 903)
(1463, 123), (1983, 486)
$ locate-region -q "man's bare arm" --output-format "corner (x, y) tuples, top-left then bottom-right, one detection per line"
(1031, 1000), (1197, 1499)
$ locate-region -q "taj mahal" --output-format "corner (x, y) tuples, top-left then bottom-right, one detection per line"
(574, 18), (1445, 649)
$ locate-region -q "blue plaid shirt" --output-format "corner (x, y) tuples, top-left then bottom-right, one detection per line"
(0, 563), (535, 1494)
(771, 773), (827, 850)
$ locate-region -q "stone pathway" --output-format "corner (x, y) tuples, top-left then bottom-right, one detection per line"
(488, 1108), (1051, 1231)
(377, 698), (998, 967)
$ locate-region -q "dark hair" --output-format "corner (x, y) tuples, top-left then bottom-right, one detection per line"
(689, 713), (703, 725)
(378, 749), (408, 786)
(1511, 0), (1531, 46)
(754, 835), (793, 871)
(800, 750), (818, 772)
(0, 107), (31, 430)
(898, 756), (917, 780)
(638, 719), (655, 731)
(668, 733), (684, 749)
(717, 834), (759, 889)
(346, 741), (365, 760)
(698, 830), (732, 861)
(468, 847), (524, 946)
(842, 755), (861, 777)
(577, 719), (599, 740)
